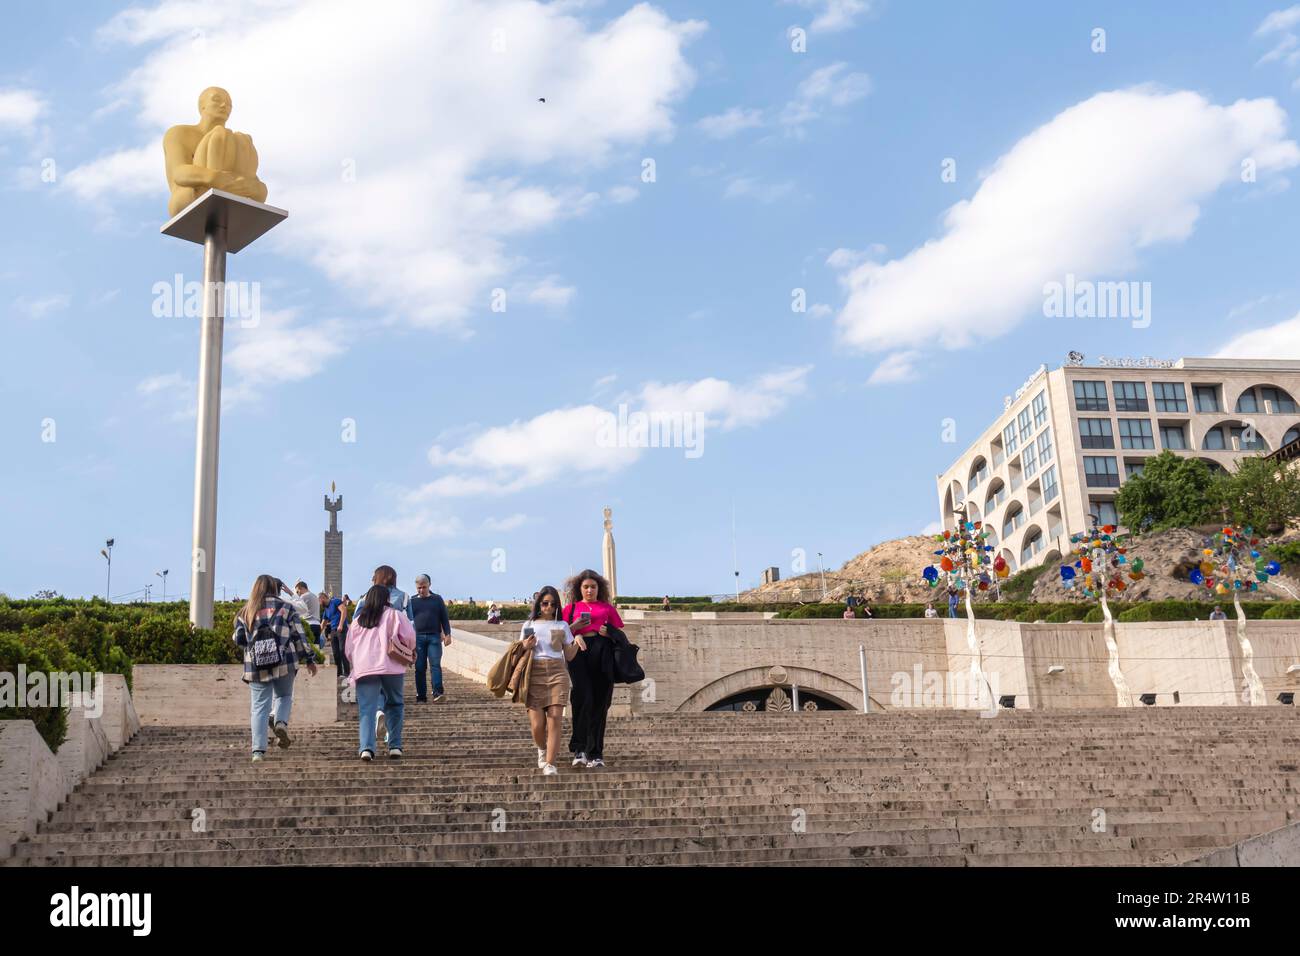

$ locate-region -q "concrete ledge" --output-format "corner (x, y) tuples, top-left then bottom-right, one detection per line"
(443, 628), (510, 685)
(57, 699), (110, 788)
(132, 665), (338, 726)
(98, 673), (140, 752)
(0, 721), (70, 859)
(1184, 818), (1300, 866)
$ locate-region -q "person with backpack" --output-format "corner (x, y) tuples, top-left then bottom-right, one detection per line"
(232, 575), (319, 763)
(345, 583), (416, 761)
(563, 568), (624, 769)
(521, 585), (585, 775)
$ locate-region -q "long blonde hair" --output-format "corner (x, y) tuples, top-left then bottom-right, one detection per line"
(240, 574), (280, 629)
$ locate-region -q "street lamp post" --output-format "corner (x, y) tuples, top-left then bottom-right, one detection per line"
(101, 538), (114, 602)
(817, 552), (827, 600)
(156, 569), (169, 602)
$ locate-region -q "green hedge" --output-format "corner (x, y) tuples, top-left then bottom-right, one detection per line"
(0, 633), (70, 753)
(448, 604), (529, 621)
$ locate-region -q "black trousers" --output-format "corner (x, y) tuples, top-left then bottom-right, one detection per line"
(328, 627), (349, 677)
(568, 634), (614, 759)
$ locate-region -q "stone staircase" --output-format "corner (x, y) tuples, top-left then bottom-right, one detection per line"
(5, 672), (1299, 866)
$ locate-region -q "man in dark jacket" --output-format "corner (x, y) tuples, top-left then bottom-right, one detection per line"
(407, 574), (452, 702)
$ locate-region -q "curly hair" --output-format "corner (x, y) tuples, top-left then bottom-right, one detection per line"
(564, 569), (611, 605)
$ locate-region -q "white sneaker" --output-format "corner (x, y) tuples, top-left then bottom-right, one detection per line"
(572, 752), (587, 768)
(586, 757), (605, 768)
(360, 750), (373, 762)
(542, 763), (559, 776)
(389, 748), (403, 759)
(376, 711), (387, 745)
(537, 748), (547, 769)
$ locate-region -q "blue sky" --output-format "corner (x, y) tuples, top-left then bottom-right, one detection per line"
(4, 0), (1300, 603)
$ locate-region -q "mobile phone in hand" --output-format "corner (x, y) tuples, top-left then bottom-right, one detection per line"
(523, 625), (535, 639)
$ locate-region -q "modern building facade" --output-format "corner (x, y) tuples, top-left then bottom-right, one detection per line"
(936, 357), (1300, 574)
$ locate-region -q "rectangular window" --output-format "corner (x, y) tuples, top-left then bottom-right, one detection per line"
(1091, 499), (1119, 526)
(1002, 421), (1018, 455)
(1074, 380), (1108, 412)
(1119, 419), (1154, 449)
(1084, 456), (1120, 488)
(1018, 407), (1033, 443)
(1041, 466), (1058, 503)
(1037, 429), (1053, 465)
(1160, 425), (1187, 450)
(1152, 382), (1187, 413)
(1022, 442), (1037, 478)
(1032, 390), (1047, 428)
(1203, 426), (1226, 450)
(1113, 381), (1149, 412)
(1193, 386), (1220, 413)
(1079, 418), (1114, 449)
(1126, 459), (1145, 479)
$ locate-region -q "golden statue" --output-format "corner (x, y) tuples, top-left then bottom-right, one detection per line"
(163, 87), (268, 217)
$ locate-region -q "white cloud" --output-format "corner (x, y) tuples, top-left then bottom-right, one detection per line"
(696, 106), (764, 139)
(606, 185), (639, 203)
(826, 245), (885, 270)
(526, 275), (576, 308)
(724, 175), (794, 202)
(866, 350), (921, 385)
(366, 511), (465, 546)
(784, 0), (873, 34)
(1217, 310), (1300, 358)
(418, 366), (811, 498)
(0, 89), (46, 133)
(781, 62), (870, 130)
(921, 519), (942, 535)
(1258, 6), (1300, 36)
(137, 371), (190, 396)
(13, 294), (71, 319)
(1255, 8), (1300, 74)
(482, 513), (528, 532)
(807, 303), (833, 318)
(62, 144), (157, 200)
(832, 88), (1300, 354)
(72, 0), (705, 330)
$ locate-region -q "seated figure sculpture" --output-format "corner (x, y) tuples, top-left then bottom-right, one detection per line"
(163, 86), (268, 217)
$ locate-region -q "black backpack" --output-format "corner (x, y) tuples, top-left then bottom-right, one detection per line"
(250, 619), (284, 670)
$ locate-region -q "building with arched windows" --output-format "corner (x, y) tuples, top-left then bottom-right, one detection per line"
(936, 357), (1300, 572)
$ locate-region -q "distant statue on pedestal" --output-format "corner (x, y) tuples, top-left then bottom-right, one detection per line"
(324, 489), (343, 597)
(163, 86), (269, 217)
(602, 507), (617, 601)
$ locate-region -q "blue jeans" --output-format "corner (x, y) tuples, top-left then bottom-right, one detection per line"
(357, 674), (404, 754)
(415, 634), (444, 699)
(249, 672), (296, 754)
(948, 603), (958, 618)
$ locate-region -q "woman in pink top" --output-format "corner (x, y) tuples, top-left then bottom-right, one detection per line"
(345, 583), (416, 761)
(563, 569), (624, 768)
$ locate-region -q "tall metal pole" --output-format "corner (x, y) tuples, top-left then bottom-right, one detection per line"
(189, 220), (227, 629)
(859, 643), (869, 713)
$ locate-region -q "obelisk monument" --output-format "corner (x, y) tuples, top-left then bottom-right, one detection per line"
(324, 489), (343, 597)
(602, 507), (617, 601)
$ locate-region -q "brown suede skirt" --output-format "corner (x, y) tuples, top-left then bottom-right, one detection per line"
(526, 656), (570, 709)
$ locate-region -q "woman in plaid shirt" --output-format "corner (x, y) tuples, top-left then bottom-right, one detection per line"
(233, 575), (319, 762)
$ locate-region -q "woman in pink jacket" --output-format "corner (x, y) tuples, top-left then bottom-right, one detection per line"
(345, 583), (416, 761)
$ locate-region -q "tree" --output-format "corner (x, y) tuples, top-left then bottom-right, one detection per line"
(1210, 456), (1300, 534)
(1114, 451), (1215, 532)
(31, 589), (62, 600)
